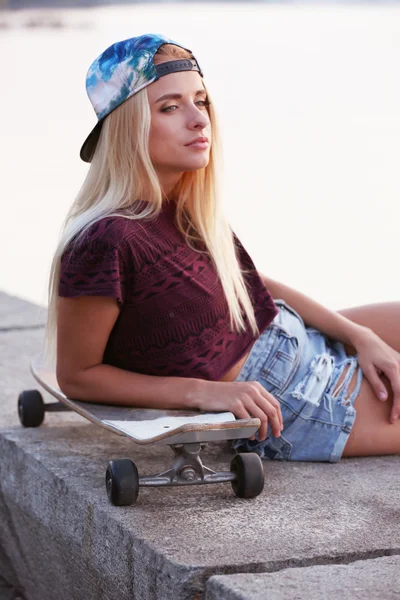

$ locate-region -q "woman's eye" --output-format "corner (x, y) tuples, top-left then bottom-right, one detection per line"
(161, 105), (178, 113)
(161, 99), (210, 113)
(196, 99), (210, 108)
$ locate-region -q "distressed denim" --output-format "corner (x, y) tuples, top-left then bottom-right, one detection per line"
(232, 299), (364, 462)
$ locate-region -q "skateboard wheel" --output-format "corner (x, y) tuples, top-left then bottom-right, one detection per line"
(230, 453), (265, 499)
(18, 390), (45, 427)
(106, 459), (139, 506)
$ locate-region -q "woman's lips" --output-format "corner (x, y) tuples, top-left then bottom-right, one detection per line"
(186, 139), (209, 150)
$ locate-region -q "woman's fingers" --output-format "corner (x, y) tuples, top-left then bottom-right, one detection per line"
(232, 399), (252, 422)
(235, 383), (283, 441)
(254, 396), (282, 440)
(199, 380), (285, 443)
(230, 399), (259, 440)
(261, 388), (283, 430)
(232, 398), (270, 441)
(250, 382), (284, 433)
(242, 402), (270, 442)
(365, 364), (400, 424)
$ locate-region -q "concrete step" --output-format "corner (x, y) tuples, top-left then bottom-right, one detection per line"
(0, 291), (46, 331)
(1, 291), (400, 600)
(0, 575), (24, 600)
(206, 555), (400, 600)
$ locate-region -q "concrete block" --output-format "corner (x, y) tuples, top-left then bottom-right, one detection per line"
(206, 555), (400, 599)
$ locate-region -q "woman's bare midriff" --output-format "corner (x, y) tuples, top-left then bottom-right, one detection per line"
(218, 341), (257, 382)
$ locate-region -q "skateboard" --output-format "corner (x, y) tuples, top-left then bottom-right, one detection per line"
(17, 356), (265, 506)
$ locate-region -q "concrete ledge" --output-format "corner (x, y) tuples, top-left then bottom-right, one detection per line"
(0, 292), (46, 330)
(206, 555), (400, 599)
(1, 292), (400, 599)
(0, 574), (24, 600)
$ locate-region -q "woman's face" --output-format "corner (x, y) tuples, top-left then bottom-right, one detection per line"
(146, 69), (212, 192)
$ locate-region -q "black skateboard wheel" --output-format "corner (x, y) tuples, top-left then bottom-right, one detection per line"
(106, 459), (139, 506)
(230, 452), (265, 498)
(18, 390), (45, 427)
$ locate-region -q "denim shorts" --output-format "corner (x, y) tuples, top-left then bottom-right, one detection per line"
(232, 299), (364, 462)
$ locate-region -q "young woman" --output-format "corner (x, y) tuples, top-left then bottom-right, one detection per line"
(46, 33), (400, 463)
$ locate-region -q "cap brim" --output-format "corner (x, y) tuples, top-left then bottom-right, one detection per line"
(80, 120), (104, 163)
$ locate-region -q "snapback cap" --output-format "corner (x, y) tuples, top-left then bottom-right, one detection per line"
(80, 33), (203, 163)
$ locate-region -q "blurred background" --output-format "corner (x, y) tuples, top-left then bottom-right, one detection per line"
(1, 0), (399, 313)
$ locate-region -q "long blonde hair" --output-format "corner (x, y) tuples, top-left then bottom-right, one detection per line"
(45, 43), (259, 361)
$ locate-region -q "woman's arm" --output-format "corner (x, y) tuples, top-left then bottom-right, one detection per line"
(258, 273), (369, 347)
(56, 296), (202, 409)
(56, 295), (284, 438)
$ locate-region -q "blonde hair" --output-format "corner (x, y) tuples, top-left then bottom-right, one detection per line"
(45, 43), (259, 361)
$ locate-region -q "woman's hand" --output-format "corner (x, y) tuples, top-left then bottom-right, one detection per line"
(189, 380), (284, 441)
(351, 327), (400, 423)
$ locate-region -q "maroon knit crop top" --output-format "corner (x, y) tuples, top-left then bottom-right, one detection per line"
(59, 202), (279, 381)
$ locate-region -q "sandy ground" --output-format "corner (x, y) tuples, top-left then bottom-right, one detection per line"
(1, 3), (399, 310)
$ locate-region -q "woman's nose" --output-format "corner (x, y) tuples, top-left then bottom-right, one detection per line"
(188, 106), (209, 130)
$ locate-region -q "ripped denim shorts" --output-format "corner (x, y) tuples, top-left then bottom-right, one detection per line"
(232, 299), (364, 462)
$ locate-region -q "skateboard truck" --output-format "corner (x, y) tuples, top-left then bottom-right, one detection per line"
(145, 443), (220, 486)
(138, 442), (233, 485)
(106, 442), (264, 506)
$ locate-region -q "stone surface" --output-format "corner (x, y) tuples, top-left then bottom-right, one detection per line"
(206, 555), (400, 600)
(0, 578), (13, 600)
(0, 325), (47, 429)
(0, 574), (24, 600)
(1, 292), (400, 599)
(0, 292), (46, 330)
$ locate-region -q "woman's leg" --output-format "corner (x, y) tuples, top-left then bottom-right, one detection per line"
(335, 301), (400, 457)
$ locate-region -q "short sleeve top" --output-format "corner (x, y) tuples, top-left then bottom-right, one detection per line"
(59, 202), (279, 380)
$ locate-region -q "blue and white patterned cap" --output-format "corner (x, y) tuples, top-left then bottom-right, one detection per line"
(80, 33), (203, 162)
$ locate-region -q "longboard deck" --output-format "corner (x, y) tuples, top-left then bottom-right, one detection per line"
(31, 358), (261, 446)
